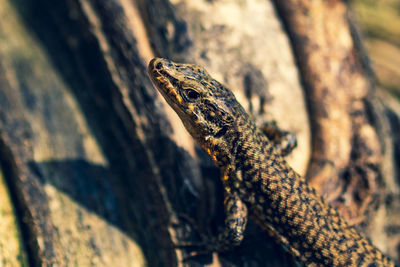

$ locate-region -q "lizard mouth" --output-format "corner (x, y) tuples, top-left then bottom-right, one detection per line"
(147, 58), (182, 109)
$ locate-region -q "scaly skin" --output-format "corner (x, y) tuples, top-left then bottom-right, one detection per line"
(147, 57), (395, 266)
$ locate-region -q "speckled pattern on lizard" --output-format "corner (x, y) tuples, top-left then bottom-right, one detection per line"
(147, 57), (395, 266)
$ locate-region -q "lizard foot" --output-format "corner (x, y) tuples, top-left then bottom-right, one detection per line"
(173, 214), (224, 260)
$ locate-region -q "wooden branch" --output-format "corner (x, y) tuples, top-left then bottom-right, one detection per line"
(272, 0), (382, 223)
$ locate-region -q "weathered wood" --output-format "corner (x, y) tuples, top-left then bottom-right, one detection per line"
(273, 0), (399, 262)
(0, 168), (28, 267)
(0, 0), (149, 265)
(272, 0), (382, 225)
(0, 0), (399, 266)
(367, 90), (400, 262)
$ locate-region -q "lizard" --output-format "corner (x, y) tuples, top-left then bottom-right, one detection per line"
(147, 57), (395, 266)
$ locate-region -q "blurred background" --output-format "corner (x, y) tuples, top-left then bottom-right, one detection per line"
(353, 0), (400, 99)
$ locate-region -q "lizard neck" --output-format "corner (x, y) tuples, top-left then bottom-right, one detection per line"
(204, 115), (260, 169)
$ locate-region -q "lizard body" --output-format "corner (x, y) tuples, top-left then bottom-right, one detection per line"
(147, 58), (394, 266)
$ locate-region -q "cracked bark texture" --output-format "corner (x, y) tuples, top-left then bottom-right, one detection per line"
(0, 0), (399, 266)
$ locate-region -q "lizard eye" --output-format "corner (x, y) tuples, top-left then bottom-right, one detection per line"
(182, 89), (201, 102)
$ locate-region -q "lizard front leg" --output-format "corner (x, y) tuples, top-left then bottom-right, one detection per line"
(214, 186), (248, 251)
(176, 170), (248, 259)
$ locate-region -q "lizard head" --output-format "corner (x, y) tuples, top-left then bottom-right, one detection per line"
(148, 57), (244, 146)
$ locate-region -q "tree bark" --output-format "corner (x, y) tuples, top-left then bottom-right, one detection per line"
(273, 0), (380, 225)
(0, 0), (399, 266)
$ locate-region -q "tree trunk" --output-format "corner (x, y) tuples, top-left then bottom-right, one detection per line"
(0, 0), (399, 266)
